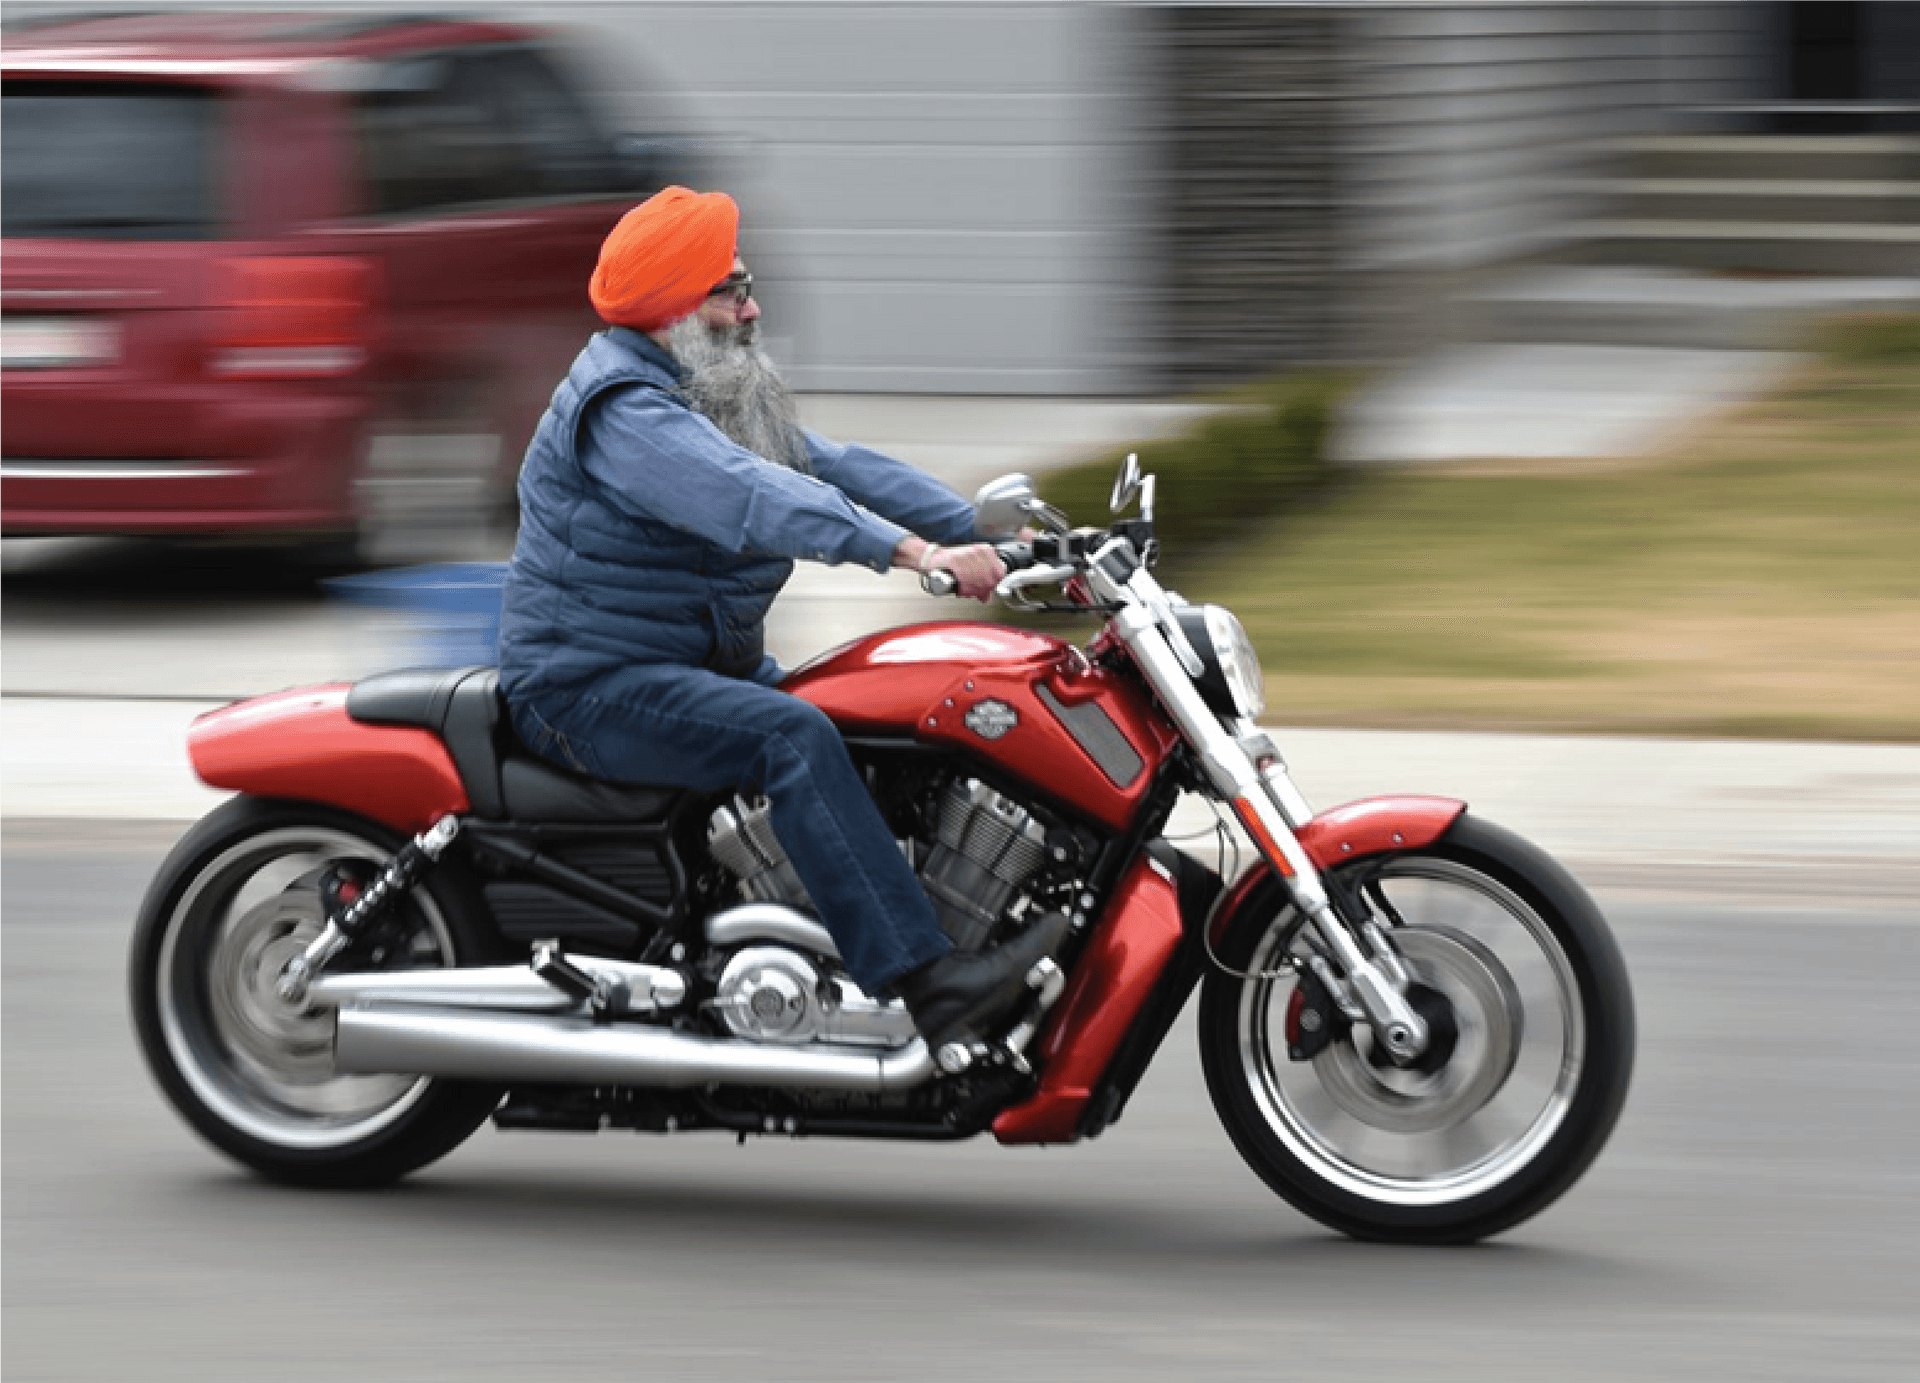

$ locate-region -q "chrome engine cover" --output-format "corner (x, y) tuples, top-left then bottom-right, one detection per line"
(920, 778), (1048, 949)
(713, 946), (824, 1044)
(709, 937), (918, 1050)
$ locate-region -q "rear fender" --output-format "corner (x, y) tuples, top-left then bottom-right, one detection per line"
(1208, 794), (1467, 945)
(188, 685), (469, 833)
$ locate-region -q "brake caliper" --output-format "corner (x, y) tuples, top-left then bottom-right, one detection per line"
(1285, 967), (1347, 1062)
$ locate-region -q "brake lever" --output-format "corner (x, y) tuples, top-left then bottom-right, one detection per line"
(995, 563), (1079, 604)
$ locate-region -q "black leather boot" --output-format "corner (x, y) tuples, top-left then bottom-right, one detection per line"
(893, 913), (1070, 1057)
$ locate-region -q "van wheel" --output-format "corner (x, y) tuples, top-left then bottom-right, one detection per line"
(350, 425), (511, 566)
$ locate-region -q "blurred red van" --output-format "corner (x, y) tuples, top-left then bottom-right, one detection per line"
(2, 12), (663, 562)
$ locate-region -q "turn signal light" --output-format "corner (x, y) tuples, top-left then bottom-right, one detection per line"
(212, 256), (373, 378)
(1232, 795), (1296, 877)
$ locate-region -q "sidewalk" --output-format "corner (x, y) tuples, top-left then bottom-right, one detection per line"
(1336, 343), (1802, 464)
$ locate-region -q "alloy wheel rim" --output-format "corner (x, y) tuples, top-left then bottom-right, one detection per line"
(156, 826), (452, 1149)
(1236, 857), (1585, 1206)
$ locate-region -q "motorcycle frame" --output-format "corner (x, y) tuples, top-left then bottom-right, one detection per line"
(186, 602), (1469, 1146)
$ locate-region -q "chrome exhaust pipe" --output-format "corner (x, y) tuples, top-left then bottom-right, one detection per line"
(334, 1005), (936, 1093)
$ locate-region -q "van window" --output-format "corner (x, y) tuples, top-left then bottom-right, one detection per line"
(469, 47), (624, 199)
(2, 81), (221, 239)
(352, 46), (622, 217)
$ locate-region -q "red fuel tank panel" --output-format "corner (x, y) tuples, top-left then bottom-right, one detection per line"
(783, 622), (1062, 729)
(785, 621), (1179, 831)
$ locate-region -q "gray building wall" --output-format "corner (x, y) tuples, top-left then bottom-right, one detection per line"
(1132, 2), (1770, 371)
(1338, 2), (1769, 353)
(1346, 3), (1766, 275)
(7, 0), (1778, 389)
(6, 0), (1167, 393)
(540, 2), (1166, 394)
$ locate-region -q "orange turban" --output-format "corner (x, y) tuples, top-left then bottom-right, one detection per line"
(589, 187), (739, 331)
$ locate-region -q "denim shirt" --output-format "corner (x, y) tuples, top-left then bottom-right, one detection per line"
(499, 328), (977, 695)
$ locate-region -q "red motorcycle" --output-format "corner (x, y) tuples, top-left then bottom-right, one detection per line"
(130, 458), (1633, 1244)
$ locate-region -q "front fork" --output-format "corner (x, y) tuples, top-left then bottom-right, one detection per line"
(1108, 602), (1429, 1061)
(1225, 725), (1427, 1060)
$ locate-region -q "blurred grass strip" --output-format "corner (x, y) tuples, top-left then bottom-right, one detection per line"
(1031, 316), (1919, 741)
(1202, 314), (1920, 740)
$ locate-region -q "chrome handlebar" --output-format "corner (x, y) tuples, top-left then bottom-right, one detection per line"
(917, 540), (1040, 599)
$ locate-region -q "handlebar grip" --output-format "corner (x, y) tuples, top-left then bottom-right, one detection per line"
(920, 568), (959, 597)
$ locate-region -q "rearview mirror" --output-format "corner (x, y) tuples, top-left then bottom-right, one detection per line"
(973, 473), (1036, 539)
(1110, 452), (1142, 515)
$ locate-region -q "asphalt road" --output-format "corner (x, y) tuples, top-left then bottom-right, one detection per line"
(5, 821), (1917, 1382)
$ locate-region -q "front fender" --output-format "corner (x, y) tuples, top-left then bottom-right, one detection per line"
(189, 684), (470, 833)
(1209, 795), (1466, 944)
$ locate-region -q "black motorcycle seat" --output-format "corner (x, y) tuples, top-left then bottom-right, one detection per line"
(345, 667), (681, 824)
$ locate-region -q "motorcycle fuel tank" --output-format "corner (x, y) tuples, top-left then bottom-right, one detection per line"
(784, 622), (1179, 832)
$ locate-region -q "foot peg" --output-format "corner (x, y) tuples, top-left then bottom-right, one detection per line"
(530, 940), (688, 1020)
(533, 940), (613, 1016)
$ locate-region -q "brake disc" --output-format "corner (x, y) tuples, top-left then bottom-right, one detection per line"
(207, 887), (337, 1086)
(1311, 925), (1524, 1134)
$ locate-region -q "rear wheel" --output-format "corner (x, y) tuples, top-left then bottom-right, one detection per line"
(129, 797), (505, 1186)
(1199, 814), (1633, 1243)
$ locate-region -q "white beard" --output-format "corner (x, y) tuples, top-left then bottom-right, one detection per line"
(663, 315), (811, 473)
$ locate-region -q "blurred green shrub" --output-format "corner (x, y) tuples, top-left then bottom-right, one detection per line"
(1817, 313), (1920, 363)
(1036, 371), (1354, 567)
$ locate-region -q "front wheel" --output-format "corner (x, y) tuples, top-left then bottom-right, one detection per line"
(1199, 814), (1634, 1243)
(129, 797), (506, 1187)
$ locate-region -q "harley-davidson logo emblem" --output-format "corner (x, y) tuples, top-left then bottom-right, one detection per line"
(964, 699), (1019, 740)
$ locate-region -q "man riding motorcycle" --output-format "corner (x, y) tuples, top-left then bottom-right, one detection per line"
(497, 186), (1061, 1059)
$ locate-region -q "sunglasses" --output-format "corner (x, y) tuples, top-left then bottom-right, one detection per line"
(706, 272), (753, 308)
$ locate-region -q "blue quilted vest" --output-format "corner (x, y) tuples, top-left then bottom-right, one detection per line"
(497, 329), (793, 697)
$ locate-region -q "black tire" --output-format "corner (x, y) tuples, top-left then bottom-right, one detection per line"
(1199, 813), (1634, 1244)
(129, 797), (506, 1187)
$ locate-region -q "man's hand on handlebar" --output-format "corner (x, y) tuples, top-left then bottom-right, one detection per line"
(923, 542), (1007, 601)
(893, 536), (1020, 601)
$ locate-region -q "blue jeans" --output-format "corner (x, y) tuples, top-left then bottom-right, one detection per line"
(510, 663), (950, 993)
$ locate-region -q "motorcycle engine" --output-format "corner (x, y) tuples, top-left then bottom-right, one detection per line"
(709, 944), (919, 1048)
(706, 798), (813, 908)
(706, 777), (1055, 952)
(918, 778), (1050, 949)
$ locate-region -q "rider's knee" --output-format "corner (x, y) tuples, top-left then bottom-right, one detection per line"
(767, 696), (841, 756)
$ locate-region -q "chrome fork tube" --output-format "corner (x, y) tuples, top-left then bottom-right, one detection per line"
(1106, 597), (1430, 1061)
(1231, 718), (1315, 830)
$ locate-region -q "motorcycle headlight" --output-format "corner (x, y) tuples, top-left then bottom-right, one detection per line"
(1173, 605), (1265, 720)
